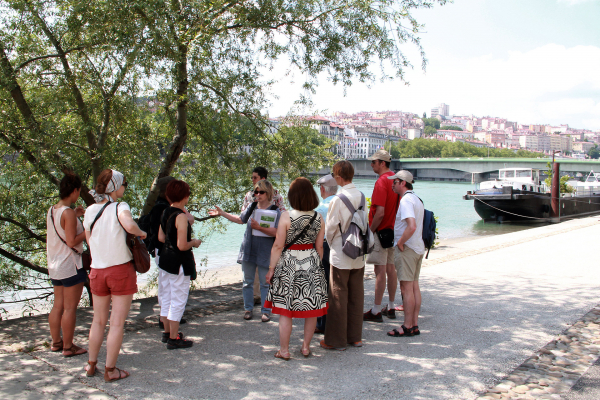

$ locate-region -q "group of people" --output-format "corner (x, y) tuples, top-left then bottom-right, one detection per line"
(45, 153), (426, 377)
(47, 169), (199, 382)
(209, 155), (425, 357)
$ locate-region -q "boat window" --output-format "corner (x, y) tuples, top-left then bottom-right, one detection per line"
(516, 170), (531, 178)
(504, 170), (514, 178)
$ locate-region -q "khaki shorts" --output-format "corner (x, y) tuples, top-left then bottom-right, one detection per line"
(394, 247), (424, 282)
(366, 233), (395, 265)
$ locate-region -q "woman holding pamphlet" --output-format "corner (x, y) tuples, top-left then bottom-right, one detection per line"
(208, 180), (281, 322)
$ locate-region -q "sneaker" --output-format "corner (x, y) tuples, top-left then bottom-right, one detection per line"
(363, 310), (383, 322)
(162, 332), (183, 343)
(381, 305), (396, 319)
(166, 335), (193, 350)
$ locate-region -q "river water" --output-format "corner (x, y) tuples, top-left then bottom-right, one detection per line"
(193, 179), (536, 270)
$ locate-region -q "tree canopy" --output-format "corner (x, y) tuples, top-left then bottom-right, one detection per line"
(440, 125), (463, 131)
(0, 0), (448, 314)
(390, 138), (543, 158)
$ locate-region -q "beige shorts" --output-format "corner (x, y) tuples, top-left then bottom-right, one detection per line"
(394, 246), (424, 282)
(366, 233), (395, 265)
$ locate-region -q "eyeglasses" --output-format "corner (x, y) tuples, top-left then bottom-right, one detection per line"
(254, 190), (266, 195)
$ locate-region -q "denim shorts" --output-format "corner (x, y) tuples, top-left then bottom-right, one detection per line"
(51, 267), (87, 287)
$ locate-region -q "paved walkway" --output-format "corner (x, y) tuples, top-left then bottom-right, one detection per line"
(1, 217), (600, 399)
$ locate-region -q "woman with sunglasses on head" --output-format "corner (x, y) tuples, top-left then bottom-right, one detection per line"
(82, 169), (146, 382)
(208, 180), (281, 322)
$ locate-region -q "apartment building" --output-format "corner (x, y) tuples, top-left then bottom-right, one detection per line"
(519, 135), (539, 151)
(538, 135), (562, 153)
(355, 131), (392, 159)
(573, 141), (595, 153)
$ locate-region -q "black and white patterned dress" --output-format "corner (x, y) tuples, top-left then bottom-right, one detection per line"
(265, 210), (328, 318)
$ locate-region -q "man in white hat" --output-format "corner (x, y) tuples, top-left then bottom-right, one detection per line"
(386, 170), (425, 338)
(363, 149), (400, 323)
(314, 174), (338, 334)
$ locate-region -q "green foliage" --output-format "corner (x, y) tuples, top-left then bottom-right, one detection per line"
(440, 125), (463, 131)
(544, 162), (575, 194)
(424, 126), (438, 136)
(588, 145), (599, 159)
(390, 139), (541, 159)
(422, 118), (441, 129)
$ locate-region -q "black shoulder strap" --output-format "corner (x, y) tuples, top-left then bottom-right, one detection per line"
(89, 201), (112, 234)
(402, 190), (423, 204)
(284, 211), (317, 251)
(49, 206), (82, 255)
(267, 204), (278, 211)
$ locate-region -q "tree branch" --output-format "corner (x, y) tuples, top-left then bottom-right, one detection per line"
(15, 46), (87, 72)
(0, 246), (48, 275)
(0, 216), (46, 243)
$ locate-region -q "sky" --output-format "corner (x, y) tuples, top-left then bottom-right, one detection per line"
(266, 0), (600, 131)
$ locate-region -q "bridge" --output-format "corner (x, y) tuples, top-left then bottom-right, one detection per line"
(318, 158), (600, 182)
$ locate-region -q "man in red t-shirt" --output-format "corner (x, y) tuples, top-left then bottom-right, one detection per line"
(363, 150), (400, 322)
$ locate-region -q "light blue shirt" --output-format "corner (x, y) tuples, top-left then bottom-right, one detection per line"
(315, 195), (335, 222)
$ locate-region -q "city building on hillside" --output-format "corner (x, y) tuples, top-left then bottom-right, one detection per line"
(438, 130), (474, 140)
(431, 103), (449, 118)
(475, 131), (505, 147)
(519, 135), (539, 151)
(573, 141), (595, 153)
(538, 135), (562, 153)
(355, 131), (393, 159)
(407, 127), (422, 140)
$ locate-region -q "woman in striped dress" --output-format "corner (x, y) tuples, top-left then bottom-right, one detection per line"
(265, 177), (328, 360)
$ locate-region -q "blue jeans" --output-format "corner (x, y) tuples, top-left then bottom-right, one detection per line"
(242, 262), (271, 314)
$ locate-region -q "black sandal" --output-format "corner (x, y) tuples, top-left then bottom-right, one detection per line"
(412, 326), (420, 335)
(387, 325), (414, 337)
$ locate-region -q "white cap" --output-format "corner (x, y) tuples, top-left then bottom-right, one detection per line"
(387, 170), (414, 183)
(317, 174), (337, 186)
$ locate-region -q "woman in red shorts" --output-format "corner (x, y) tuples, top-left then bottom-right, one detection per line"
(82, 169), (146, 382)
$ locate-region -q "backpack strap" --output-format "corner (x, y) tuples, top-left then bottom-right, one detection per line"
(89, 201), (112, 234)
(336, 192), (365, 234)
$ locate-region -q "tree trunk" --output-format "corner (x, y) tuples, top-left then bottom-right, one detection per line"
(140, 44), (189, 216)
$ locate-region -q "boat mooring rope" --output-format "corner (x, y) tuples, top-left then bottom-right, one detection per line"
(472, 197), (548, 220)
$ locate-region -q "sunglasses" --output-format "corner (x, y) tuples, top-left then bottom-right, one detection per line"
(254, 190), (266, 195)
(122, 181), (128, 188)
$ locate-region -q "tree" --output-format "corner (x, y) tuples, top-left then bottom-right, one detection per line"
(422, 117), (440, 129)
(0, 0), (449, 313)
(423, 112), (427, 119)
(424, 126), (438, 136)
(440, 125), (463, 131)
(588, 145), (599, 159)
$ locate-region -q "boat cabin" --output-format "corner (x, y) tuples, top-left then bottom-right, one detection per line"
(478, 168), (543, 192)
(498, 168), (540, 185)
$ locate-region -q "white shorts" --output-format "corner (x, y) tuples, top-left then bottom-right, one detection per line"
(158, 266), (191, 322)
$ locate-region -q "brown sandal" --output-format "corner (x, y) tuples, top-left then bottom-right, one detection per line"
(104, 366), (130, 382)
(63, 344), (87, 358)
(85, 361), (98, 377)
(274, 350), (291, 361)
(50, 339), (63, 352)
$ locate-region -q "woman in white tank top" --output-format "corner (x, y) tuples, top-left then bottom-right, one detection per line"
(46, 173), (88, 358)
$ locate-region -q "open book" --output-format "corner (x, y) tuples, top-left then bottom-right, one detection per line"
(251, 209), (278, 237)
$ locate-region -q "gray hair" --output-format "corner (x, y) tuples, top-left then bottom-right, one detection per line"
(321, 184), (338, 196)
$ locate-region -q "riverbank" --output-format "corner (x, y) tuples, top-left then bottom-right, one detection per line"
(1, 216), (599, 399)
